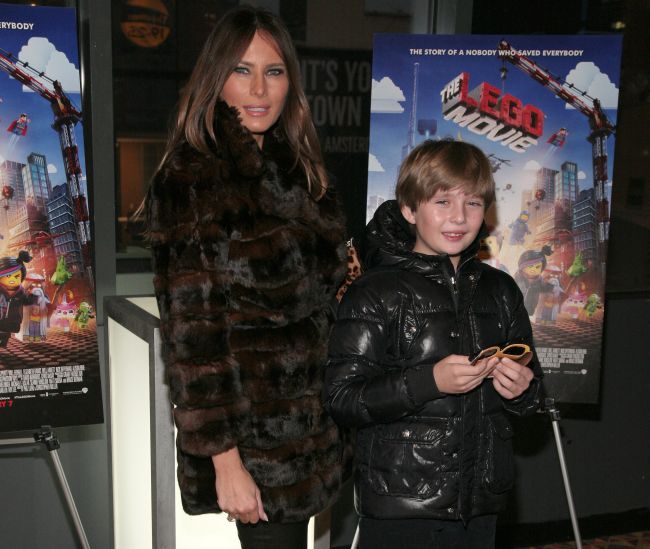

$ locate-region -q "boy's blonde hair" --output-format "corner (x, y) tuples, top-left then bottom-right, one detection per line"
(396, 139), (495, 211)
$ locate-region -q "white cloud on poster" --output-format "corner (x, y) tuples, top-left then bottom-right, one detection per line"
(48, 163), (57, 174)
(18, 37), (80, 94)
(368, 153), (385, 172)
(371, 77), (406, 113)
(578, 170), (587, 180)
(564, 62), (619, 110)
(524, 160), (541, 171)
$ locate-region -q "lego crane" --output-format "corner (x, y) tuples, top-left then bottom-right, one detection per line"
(402, 62), (420, 159)
(0, 46), (92, 284)
(497, 40), (614, 278)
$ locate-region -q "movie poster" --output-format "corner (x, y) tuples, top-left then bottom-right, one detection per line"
(367, 34), (623, 404)
(0, 3), (102, 431)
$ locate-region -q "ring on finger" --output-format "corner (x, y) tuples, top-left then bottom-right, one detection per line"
(227, 514), (237, 522)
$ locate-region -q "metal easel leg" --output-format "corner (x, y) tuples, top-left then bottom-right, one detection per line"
(351, 523), (360, 549)
(545, 398), (583, 549)
(34, 429), (91, 549)
(0, 428), (91, 548)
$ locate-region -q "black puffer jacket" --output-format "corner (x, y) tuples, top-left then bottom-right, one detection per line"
(324, 200), (543, 521)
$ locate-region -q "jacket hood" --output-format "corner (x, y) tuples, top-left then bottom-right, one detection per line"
(365, 199), (488, 273)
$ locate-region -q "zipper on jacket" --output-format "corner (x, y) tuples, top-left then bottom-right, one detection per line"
(450, 255), (481, 334)
(449, 274), (460, 313)
(440, 257), (459, 313)
(458, 393), (465, 520)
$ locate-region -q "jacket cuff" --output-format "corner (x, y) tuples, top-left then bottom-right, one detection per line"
(503, 377), (543, 416)
(404, 366), (444, 406)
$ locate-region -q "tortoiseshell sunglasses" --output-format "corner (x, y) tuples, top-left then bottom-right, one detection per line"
(469, 343), (531, 365)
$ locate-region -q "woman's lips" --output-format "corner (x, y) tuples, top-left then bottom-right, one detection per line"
(243, 105), (270, 116)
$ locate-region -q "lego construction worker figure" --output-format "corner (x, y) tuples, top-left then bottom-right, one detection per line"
(0, 250), (37, 347)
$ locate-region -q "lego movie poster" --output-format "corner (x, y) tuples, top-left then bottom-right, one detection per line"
(0, 3), (102, 432)
(367, 34), (623, 404)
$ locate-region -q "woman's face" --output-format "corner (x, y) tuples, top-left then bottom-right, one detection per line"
(221, 31), (289, 147)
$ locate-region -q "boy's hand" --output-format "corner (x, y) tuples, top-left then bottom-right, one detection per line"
(491, 357), (534, 399)
(433, 354), (498, 394)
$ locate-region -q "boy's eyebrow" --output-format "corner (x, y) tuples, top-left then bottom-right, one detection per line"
(435, 189), (482, 197)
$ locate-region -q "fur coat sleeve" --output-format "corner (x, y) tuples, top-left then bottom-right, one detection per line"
(147, 143), (251, 457)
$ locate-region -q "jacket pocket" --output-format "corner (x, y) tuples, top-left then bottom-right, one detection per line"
(483, 413), (515, 494)
(367, 419), (447, 498)
(471, 307), (507, 352)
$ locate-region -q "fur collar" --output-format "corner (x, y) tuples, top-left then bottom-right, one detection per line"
(213, 101), (265, 178)
(213, 101), (299, 181)
(154, 101), (345, 246)
(160, 101), (298, 183)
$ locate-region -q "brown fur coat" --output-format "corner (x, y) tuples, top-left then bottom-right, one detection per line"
(147, 102), (350, 521)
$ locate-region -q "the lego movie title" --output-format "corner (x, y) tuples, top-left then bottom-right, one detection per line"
(440, 72), (544, 153)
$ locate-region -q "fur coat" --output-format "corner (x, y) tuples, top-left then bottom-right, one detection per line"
(147, 102), (350, 522)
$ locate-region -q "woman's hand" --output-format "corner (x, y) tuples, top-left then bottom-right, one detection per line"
(491, 357), (534, 399)
(433, 354), (498, 394)
(212, 447), (268, 524)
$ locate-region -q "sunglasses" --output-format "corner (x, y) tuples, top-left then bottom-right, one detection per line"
(469, 343), (531, 365)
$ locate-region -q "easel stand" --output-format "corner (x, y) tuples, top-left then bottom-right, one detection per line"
(0, 427), (90, 549)
(544, 397), (583, 549)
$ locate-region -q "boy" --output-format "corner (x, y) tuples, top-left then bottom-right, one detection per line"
(324, 140), (542, 548)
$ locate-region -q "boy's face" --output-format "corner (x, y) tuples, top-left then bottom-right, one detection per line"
(401, 187), (485, 268)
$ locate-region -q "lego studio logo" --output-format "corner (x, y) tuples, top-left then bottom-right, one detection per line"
(440, 71), (544, 153)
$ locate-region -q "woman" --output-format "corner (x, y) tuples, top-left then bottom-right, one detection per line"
(146, 6), (350, 548)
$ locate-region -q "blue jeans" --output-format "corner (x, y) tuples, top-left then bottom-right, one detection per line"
(359, 514), (497, 549)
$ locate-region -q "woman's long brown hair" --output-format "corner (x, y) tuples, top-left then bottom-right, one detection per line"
(160, 5), (328, 198)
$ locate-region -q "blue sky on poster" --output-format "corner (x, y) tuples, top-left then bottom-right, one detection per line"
(368, 34), (622, 224)
(0, 3), (84, 187)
